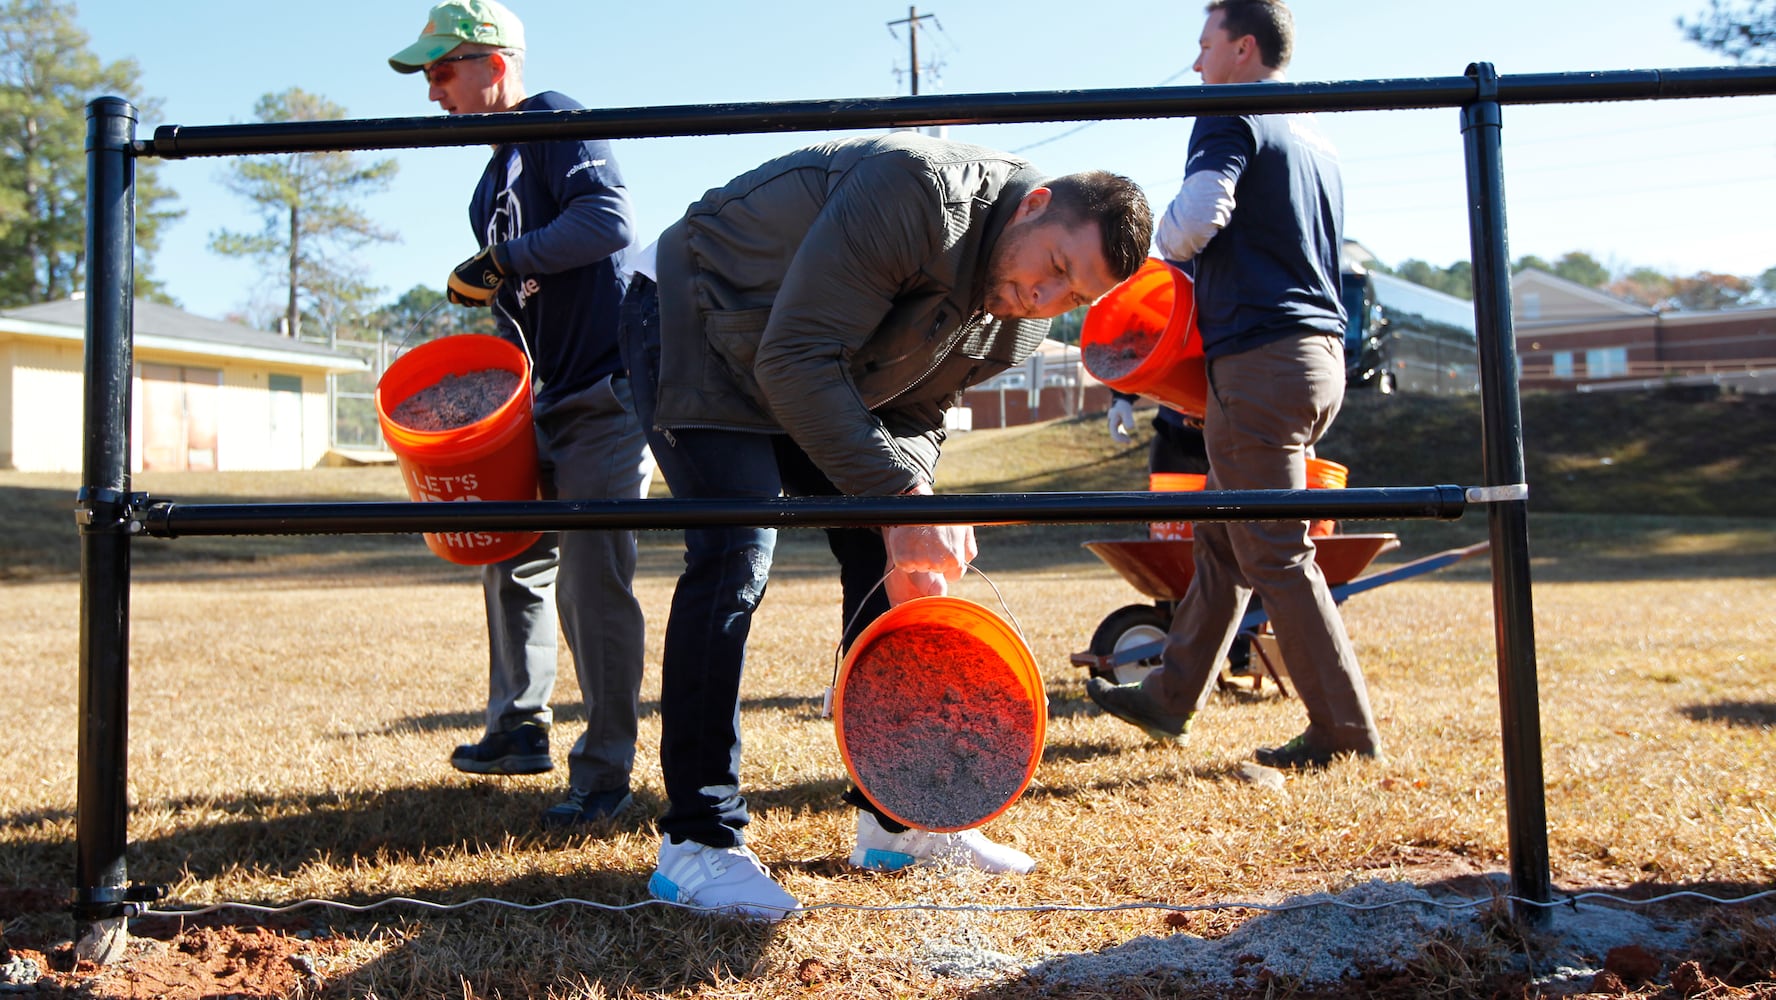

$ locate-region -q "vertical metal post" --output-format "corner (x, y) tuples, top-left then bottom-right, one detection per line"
(1459, 63), (1553, 923)
(74, 96), (138, 963)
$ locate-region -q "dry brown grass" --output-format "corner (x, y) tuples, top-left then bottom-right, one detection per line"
(2, 415), (1774, 998)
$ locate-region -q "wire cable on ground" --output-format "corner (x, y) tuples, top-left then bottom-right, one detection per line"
(138, 887), (1776, 922)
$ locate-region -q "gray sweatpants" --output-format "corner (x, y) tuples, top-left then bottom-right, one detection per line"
(482, 373), (655, 792)
(1143, 331), (1382, 755)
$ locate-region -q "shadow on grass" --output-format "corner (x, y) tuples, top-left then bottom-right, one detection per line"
(747, 514), (1776, 588)
(12, 482), (1771, 588)
(386, 689), (827, 738)
(1678, 700), (1776, 728)
(4, 727), (1157, 926)
(1030, 731), (1205, 772)
(960, 874), (1776, 1000)
(120, 877), (785, 997)
(1, 780), (825, 892)
(1351, 515), (1776, 585)
(137, 901), (786, 999)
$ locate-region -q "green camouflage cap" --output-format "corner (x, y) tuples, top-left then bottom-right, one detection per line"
(389, 0), (525, 74)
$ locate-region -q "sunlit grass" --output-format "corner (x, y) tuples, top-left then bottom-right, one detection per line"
(3, 411), (1774, 997)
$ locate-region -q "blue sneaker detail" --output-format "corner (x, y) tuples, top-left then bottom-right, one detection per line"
(858, 848), (917, 871)
(648, 837), (800, 922)
(647, 871), (681, 901)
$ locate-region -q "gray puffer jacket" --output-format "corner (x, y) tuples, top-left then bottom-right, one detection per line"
(653, 133), (1051, 497)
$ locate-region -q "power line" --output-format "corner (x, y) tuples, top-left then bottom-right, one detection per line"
(1010, 67), (1195, 153)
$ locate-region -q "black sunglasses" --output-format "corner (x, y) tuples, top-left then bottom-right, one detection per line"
(423, 52), (494, 85)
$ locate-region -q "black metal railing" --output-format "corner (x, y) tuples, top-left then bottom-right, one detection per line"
(74, 62), (1776, 954)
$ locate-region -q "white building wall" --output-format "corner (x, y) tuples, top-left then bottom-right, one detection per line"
(216, 368), (270, 471)
(300, 373), (332, 469)
(10, 340), (86, 473)
(211, 368), (332, 471)
(4, 339), (338, 473)
(0, 341), (13, 469)
(192, 366), (332, 471)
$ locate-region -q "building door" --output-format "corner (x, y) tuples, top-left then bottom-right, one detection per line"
(139, 363), (220, 471)
(268, 374), (304, 469)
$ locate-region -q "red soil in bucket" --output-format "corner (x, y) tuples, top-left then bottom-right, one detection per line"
(1083, 326), (1162, 382)
(389, 368), (522, 431)
(374, 334), (541, 566)
(1080, 257), (1208, 417)
(836, 599), (1045, 832)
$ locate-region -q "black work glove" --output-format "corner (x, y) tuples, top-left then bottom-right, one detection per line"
(447, 243), (513, 307)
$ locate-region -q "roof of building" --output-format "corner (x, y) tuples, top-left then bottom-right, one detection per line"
(0, 296), (367, 373)
(1511, 268), (1657, 325)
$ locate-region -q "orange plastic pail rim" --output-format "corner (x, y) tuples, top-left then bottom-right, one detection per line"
(374, 334), (542, 566)
(834, 596), (1046, 832)
(376, 334), (534, 459)
(1306, 457), (1348, 490)
(1148, 472), (1207, 540)
(1305, 457), (1347, 536)
(1080, 257), (1208, 418)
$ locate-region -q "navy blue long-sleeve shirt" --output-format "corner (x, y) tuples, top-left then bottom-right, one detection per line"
(470, 90), (635, 407)
(1174, 112), (1346, 359)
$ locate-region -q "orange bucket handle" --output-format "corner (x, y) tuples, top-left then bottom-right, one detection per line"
(820, 563), (1025, 719)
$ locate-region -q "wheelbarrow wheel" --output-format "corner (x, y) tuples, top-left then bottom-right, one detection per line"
(1088, 604), (1170, 686)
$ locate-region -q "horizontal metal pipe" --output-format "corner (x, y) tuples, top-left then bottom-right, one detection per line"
(138, 486), (1468, 538)
(137, 67), (1776, 159)
(1496, 66), (1776, 104)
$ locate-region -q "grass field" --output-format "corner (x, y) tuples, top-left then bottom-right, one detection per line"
(1, 393), (1774, 998)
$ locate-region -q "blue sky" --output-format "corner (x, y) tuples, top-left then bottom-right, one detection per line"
(78, 0), (1775, 326)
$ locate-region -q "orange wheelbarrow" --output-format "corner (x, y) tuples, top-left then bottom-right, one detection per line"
(1070, 535), (1489, 693)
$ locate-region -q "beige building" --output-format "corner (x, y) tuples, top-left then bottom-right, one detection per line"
(0, 297), (367, 473)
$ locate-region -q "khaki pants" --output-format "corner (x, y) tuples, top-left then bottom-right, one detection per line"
(1143, 331), (1381, 755)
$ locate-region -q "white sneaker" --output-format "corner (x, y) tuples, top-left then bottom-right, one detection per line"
(647, 836), (801, 922)
(848, 811), (1036, 874)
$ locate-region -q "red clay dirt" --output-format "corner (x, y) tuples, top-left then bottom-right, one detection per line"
(1083, 326), (1161, 382)
(6, 923), (356, 999)
(389, 367), (520, 431)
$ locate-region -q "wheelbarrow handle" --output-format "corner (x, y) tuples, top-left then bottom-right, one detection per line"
(1239, 539), (1490, 633)
(1080, 540), (1491, 671)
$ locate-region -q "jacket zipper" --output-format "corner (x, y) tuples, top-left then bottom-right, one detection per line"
(873, 309), (981, 410)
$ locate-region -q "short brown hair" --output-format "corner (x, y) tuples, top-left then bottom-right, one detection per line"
(1207, 0), (1294, 70)
(1043, 171), (1153, 283)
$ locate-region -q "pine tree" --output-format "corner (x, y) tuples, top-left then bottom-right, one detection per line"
(209, 88), (398, 340)
(1680, 0), (1775, 64)
(0, 0), (181, 306)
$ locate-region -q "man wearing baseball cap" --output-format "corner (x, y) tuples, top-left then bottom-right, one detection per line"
(390, 2), (657, 831)
(389, 0), (525, 72)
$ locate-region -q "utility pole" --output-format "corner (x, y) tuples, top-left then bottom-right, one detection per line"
(887, 6), (938, 96)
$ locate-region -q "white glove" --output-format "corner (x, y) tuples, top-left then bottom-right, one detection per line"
(1107, 397), (1137, 444)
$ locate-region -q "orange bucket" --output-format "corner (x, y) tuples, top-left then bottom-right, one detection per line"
(1081, 257), (1208, 417)
(834, 596), (1045, 832)
(1148, 471), (1206, 540)
(375, 334), (542, 566)
(1306, 457), (1348, 537)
